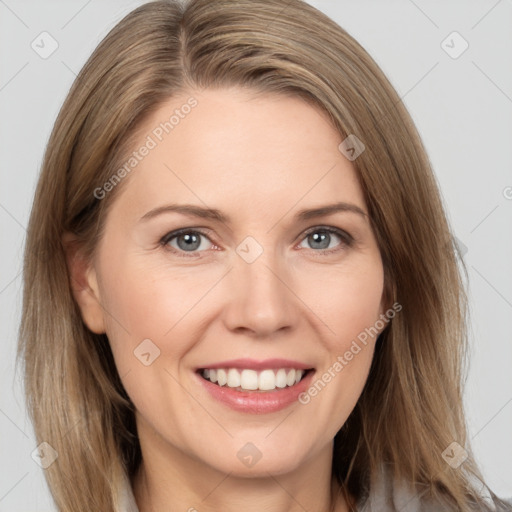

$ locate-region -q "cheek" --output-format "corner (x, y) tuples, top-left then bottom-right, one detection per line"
(301, 256), (385, 347)
(296, 259), (384, 415)
(99, 254), (211, 343)
(97, 261), (201, 429)
(97, 255), (225, 391)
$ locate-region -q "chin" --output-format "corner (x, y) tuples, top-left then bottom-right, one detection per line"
(200, 442), (310, 478)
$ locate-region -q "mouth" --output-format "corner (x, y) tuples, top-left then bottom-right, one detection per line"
(196, 367), (315, 393)
(195, 360), (317, 414)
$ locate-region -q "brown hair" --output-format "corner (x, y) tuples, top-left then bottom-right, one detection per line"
(18, 0), (509, 510)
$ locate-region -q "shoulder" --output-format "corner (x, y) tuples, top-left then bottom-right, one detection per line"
(354, 465), (512, 512)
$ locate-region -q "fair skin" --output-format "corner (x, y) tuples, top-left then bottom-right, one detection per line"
(67, 87), (389, 512)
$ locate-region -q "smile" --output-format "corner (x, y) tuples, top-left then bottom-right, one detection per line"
(200, 367), (311, 392)
(195, 359), (316, 414)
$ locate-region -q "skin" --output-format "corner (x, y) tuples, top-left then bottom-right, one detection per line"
(67, 87), (389, 512)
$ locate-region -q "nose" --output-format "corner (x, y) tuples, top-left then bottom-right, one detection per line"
(222, 246), (298, 338)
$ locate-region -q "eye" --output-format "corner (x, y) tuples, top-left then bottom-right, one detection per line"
(298, 226), (353, 255)
(160, 228), (214, 257)
(159, 225), (353, 258)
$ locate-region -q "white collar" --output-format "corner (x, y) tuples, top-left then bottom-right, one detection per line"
(117, 471), (139, 512)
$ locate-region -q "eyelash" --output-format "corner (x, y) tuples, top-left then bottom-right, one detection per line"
(159, 226), (354, 259)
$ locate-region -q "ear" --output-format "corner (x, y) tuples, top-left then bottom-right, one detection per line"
(62, 232), (105, 334)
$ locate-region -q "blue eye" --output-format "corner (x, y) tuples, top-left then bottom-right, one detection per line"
(299, 226), (353, 254)
(159, 226), (353, 258)
(160, 229), (213, 256)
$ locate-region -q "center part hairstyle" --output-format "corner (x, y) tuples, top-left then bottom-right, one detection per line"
(18, 0), (508, 511)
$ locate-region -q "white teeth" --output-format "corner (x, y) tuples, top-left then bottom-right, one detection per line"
(201, 368), (306, 391)
(275, 369), (287, 388)
(259, 369), (276, 391)
(227, 368), (241, 388)
(240, 369), (259, 390)
(217, 369), (227, 386)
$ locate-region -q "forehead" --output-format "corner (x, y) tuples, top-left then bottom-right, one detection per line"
(111, 87), (365, 218)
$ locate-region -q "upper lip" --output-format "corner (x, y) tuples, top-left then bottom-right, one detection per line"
(197, 358), (314, 371)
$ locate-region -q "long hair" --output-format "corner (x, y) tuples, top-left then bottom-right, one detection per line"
(17, 0), (508, 510)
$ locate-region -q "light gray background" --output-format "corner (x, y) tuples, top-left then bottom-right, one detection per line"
(1, 1), (511, 510)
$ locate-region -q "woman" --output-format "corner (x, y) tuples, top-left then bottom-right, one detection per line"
(18, 0), (512, 511)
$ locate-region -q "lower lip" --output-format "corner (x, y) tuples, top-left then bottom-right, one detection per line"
(196, 370), (315, 414)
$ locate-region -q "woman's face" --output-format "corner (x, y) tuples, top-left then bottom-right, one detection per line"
(79, 87), (388, 477)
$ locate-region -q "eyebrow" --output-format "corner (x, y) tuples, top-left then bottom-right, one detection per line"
(139, 202), (368, 224)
